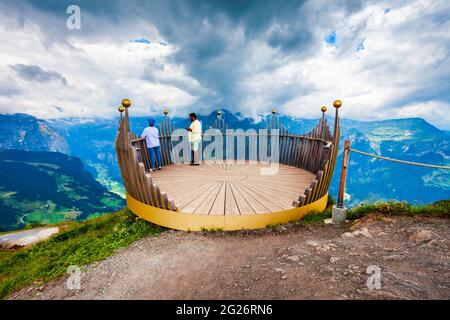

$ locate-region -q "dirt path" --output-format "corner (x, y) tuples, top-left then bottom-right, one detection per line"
(0, 227), (59, 250)
(10, 215), (450, 300)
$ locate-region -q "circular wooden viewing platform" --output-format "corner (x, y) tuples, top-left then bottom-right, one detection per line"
(116, 101), (342, 231)
(151, 163), (316, 215)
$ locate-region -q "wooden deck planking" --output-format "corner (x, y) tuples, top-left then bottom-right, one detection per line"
(193, 182), (224, 215)
(209, 182), (227, 215)
(164, 181), (218, 208)
(147, 163), (315, 215)
(224, 182), (241, 215)
(236, 181), (288, 211)
(231, 182), (275, 213)
(229, 182), (255, 215)
(238, 180), (297, 210)
(178, 181), (221, 211)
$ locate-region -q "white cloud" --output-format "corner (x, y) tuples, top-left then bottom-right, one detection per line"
(0, 0), (449, 129)
(237, 0), (450, 128)
(0, 4), (202, 119)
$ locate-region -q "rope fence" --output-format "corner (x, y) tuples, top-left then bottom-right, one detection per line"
(336, 141), (449, 209)
(349, 148), (450, 170)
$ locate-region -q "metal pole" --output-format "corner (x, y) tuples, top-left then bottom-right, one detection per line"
(320, 106), (327, 139)
(337, 140), (351, 208)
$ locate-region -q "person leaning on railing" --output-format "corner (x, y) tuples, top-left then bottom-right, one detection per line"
(186, 112), (202, 165)
(141, 118), (163, 171)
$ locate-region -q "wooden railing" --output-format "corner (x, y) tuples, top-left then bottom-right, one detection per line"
(115, 112), (177, 211)
(115, 100), (342, 212)
(207, 107), (341, 207)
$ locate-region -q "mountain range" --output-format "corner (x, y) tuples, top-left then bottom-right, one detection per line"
(0, 110), (448, 230)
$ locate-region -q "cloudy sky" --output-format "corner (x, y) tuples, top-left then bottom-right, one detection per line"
(0, 0), (449, 129)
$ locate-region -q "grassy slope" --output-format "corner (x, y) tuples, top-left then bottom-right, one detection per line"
(0, 209), (164, 299)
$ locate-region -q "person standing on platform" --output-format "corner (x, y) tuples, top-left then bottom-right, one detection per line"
(141, 118), (162, 171)
(186, 113), (202, 165)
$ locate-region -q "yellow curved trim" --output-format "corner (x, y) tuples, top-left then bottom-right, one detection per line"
(127, 192), (329, 231)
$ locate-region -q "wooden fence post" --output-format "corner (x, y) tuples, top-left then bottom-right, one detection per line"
(337, 140), (351, 208)
(122, 98), (131, 134)
(320, 106), (327, 139)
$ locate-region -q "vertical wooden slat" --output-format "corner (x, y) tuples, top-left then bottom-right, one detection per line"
(137, 163), (152, 205)
(145, 174), (157, 207)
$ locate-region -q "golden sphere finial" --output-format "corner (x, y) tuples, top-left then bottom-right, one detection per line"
(163, 108), (169, 115)
(321, 106), (327, 113)
(333, 100), (342, 109)
(271, 108), (277, 115)
(118, 106), (125, 113)
(122, 99), (131, 108)
(217, 110), (222, 116)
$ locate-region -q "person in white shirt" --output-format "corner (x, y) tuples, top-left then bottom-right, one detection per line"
(141, 118), (162, 171)
(186, 113), (202, 165)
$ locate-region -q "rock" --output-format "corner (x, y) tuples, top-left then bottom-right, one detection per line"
(383, 254), (402, 261)
(281, 275), (287, 280)
(341, 227), (371, 239)
(330, 257), (340, 263)
(313, 243), (337, 253)
(306, 240), (319, 247)
(410, 229), (433, 243)
(283, 254), (300, 263)
(274, 268), (286, 273)
(278, 247), (289, 254)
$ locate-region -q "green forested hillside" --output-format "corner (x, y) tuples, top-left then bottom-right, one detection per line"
(0, 150), (124, 231)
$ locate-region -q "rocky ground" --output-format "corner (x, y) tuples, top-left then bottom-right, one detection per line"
(10, 214), (450, 300)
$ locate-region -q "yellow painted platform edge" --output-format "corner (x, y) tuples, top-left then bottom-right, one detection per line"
(127, 192), (329, 231)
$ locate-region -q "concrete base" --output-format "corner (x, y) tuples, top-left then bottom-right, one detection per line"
(332, 205), (347, 224)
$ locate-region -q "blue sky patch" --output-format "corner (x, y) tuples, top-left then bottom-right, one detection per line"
(325, 31), (336, 45)
(131, 38), (151, 44)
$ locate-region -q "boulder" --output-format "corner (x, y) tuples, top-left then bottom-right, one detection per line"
(409, 229), (433, 243)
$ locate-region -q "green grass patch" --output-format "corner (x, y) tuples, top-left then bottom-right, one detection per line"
(268, 195), (335, 228)
(0, 251), (13, 261)
(347, 200), (450, 220)
(200, 227), (224, 233)
(0, 208), (164, 299)
(295, 195), (334, 225)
